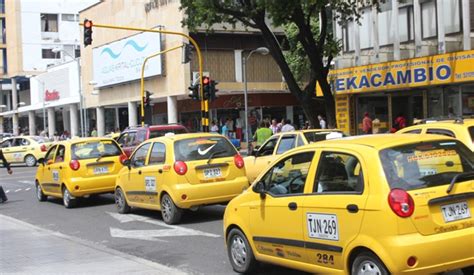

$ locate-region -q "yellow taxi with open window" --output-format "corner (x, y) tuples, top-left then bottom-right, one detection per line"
(224, 134), (474, 274)
(114, 133), (249, 224)
(0, 136), (52, 167)
(35, 138), (127, 208)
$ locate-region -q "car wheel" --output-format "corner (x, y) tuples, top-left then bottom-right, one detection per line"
(115, 187), (131, 214)
(227, 228), (257, 274)
(461, 266), (474, 275)
(62, 186), (76, 208)
(351, 251), (389, 275)
(160, 193), (182, 225)
(24, 154), (37, 167)
(36, 182), (47, 202)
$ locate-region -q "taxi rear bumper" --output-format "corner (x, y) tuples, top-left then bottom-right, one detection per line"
(67, 175), (116, 197)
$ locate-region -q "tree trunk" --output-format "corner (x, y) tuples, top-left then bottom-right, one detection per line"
(318, 77), (337, 128)
(300, 92), (321, 128)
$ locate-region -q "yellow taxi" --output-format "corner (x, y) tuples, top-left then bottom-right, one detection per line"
(397, 118), (474, 151)
(224, 134), (474, 274)
(114, 133), (249, 224)
(35, 138), (127, 208)
(0, 136), (52, 167)
(244, 129), (346, 183)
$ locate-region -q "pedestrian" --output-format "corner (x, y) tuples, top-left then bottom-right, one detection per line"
(269, 119), (280, 134)
(303, 121), (311, 130)
(53, 131), (60, 142)
(318, 115), (327, 129)
(91, 128), (98, 137)
(392, 113), (407, 132)
(253, 121), (273, 146)
(248, 111), (258, 137)
(221, 122), (229, 137)
(210, 120), (219, 133)
(281, 119), (296, 132)
(39, 129), (47, 137)
(235, 116), (243, 141)
(362, 112), (373, 134)
(0, 148), (12, 203)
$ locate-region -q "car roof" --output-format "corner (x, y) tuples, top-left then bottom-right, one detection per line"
(306, 134), (456, 151)
(147, 132), (225, 143)
(272, 129), (344, 137)
(149, 124), (187, 130)
(51, 137), (116, 146)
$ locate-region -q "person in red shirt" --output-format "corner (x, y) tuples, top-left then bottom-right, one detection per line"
(362, 112), (373, 134)
(394, 113), (407, 130)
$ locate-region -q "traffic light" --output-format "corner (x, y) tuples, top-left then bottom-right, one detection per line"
(188, 83), (200, 100)
(182, 43), (193, 64)
(83, 19), (93, 47)
(209, 80), (219, 101)
(144, 90), (152, 106)
(202, 76), (210, 100)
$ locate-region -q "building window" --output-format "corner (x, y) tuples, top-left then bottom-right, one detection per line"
(442, 0), (461, 34)
(359, 7), (373, 49)
(421, 0), (437, 38)
(75, 48), (80, 58)
(61, 14), (77, 22)
(42, 49), (60, 59)
(342, 21), (355, 52)
(41, 14), (58, 32)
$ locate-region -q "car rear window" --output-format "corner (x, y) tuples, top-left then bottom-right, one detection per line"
(149, 128), (187, 139)
(174, 137), (236, 161)
(379, 140), (474, 191)
(304, 131), (345, 143)
(71, 140), (121, 160)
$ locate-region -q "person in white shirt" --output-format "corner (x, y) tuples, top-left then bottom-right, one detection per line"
(281, 119), (295, 132)
(269, 119), (280, 134)
(210, 121), (219, 133)
(318, 115), (327, 129)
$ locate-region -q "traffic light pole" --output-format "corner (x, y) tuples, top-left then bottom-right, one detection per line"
(140, 44), (184, 126)
(79, 22), (209, 132)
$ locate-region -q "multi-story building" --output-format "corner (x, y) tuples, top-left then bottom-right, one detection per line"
(328, 0), (474, 134)
(0, 0), (97, 135)
(79, 0), (304, 139)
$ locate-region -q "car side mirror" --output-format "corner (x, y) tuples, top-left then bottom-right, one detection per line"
(37, 158), (45, 166)
(123, 159), (131, 170)
(253, 181), (266, 199)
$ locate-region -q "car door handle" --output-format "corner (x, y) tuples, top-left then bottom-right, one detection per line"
(346, 204), (359, 213)
(59, 166), (62, 170)
(138, 170), (142, 175)
(288, 202), (298, 211)
(158, 169), (163, 174)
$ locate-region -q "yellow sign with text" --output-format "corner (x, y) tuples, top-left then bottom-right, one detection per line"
(316, 50), (474, 95)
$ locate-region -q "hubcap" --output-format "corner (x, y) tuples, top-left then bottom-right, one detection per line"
(230, 235), (247, 268)
(116, 190), (124, 209)
(36, 185), (42, 199)
(63, 189), (70, 206)
(26, 156), (35, 166)
(357, 260), (382, 275)
(161, 196), (172, 221)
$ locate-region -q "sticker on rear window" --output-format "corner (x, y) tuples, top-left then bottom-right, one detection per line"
(145, 176), (156, 192)
(407, 149), (457, 162)
(189, 139), (218, 146)
(307, 213), (339, 241)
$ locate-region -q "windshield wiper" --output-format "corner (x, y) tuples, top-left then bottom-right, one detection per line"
(96, 153), (114, 162)
(207, 150), (226, 164)
(447, 171), (474, 193)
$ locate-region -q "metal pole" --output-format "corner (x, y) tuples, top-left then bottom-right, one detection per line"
(76, 58), (85, 137)
(243, 54), (250, 155)
(41, 81), (46, 133)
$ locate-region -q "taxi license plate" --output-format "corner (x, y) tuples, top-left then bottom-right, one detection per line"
(93, 166), (109, 175)
(204, 168), (221, 178)
(441, 201), (470, 223)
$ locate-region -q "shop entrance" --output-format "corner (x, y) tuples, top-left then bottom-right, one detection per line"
(391, 94), (423, 127)
(356, 96), (389, 134)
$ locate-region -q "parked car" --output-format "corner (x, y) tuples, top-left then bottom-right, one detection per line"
(244, 129), (346, 183)
(224, 134), (474, 274)
(35, 137), (127, 208)
(0, 132), (13, 142)
(0, 136), (52, 167)
(115, 133), (249, 224)
(116, 124), (189, 157)
(397, 117), (474, 151)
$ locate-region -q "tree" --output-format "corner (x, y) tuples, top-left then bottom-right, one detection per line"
(180, 0), (372, 128)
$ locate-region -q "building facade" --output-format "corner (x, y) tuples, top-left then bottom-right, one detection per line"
(0, 0), (97, 136)
(329, 0), (474, 134)
(79, 0), (305, 139)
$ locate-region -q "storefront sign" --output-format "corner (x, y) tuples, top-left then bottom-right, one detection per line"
(318, 50), (474, 94)
(45, 90), (60, 101)
(335, 95), (350, 134)
(93, 31), (162, 88)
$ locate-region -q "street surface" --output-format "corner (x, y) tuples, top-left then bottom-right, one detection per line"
(0, 166), (308, 274)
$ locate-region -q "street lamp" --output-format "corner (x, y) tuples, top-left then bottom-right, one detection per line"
(243, 47), (269, 155)
(52, 47), (86, 137)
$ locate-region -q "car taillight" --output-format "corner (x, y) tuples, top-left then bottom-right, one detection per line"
(69, 160), (80, 171)
(174, 161), (187, 175)
(234, 154), (244, 169)
(119, 154), (128, 164)
(40, 144), (47, 152)
(388, 189), (414, 218)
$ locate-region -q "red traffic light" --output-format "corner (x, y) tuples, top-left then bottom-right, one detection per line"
(84, 19), (93, 28)
(202, 76), (209, 85)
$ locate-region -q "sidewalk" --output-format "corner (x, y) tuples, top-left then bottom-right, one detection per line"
(0, 214), (187, 274)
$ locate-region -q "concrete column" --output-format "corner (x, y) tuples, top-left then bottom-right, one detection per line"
(11, 78), (19, 136)
(392, 0), (400, 60)
(28, 111), (36, 135)
(413, 0), (422, 57)
(96, 107), (105, 137)
(62, 108), (70, 133)
(436, 0), (446, 54)
(371, 6), (380, 63)
(128, 101), (137, 127)
(47, 107), (55, 138)
(462, 0), (471, 50)
(234, 50), (243, 82)
(167, 96), (178, 124)
(286, 106), (293, 121)
(70, 104), (79, 138)
(354, 21), (361, 66)
(114, 107), (120, 130)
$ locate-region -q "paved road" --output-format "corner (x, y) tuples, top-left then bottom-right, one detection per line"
(0, 166), (306, 275)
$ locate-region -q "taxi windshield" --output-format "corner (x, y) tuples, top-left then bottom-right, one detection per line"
(174, 137), (236, 161)
(71, 140), (121, 160)
(379, 140), (474, 191)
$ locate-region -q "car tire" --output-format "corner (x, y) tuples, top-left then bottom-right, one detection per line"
(36, 182), (47, 202)
(461, 266), (474, 275)
(62, 186), (77, 209)
(227, 228), (257, 274)
(24, 154), (37, 167)
(351, 251), (389, 275)
(115, 187), (131, 214)
(160, 193), (182, 225)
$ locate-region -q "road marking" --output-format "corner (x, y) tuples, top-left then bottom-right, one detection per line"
(18, 180), (34, 185)
(25, 188), (31, 191)
(107, 212), (220, 241)
(5, 190), (10, 193)
(14, 189), (22, 192)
